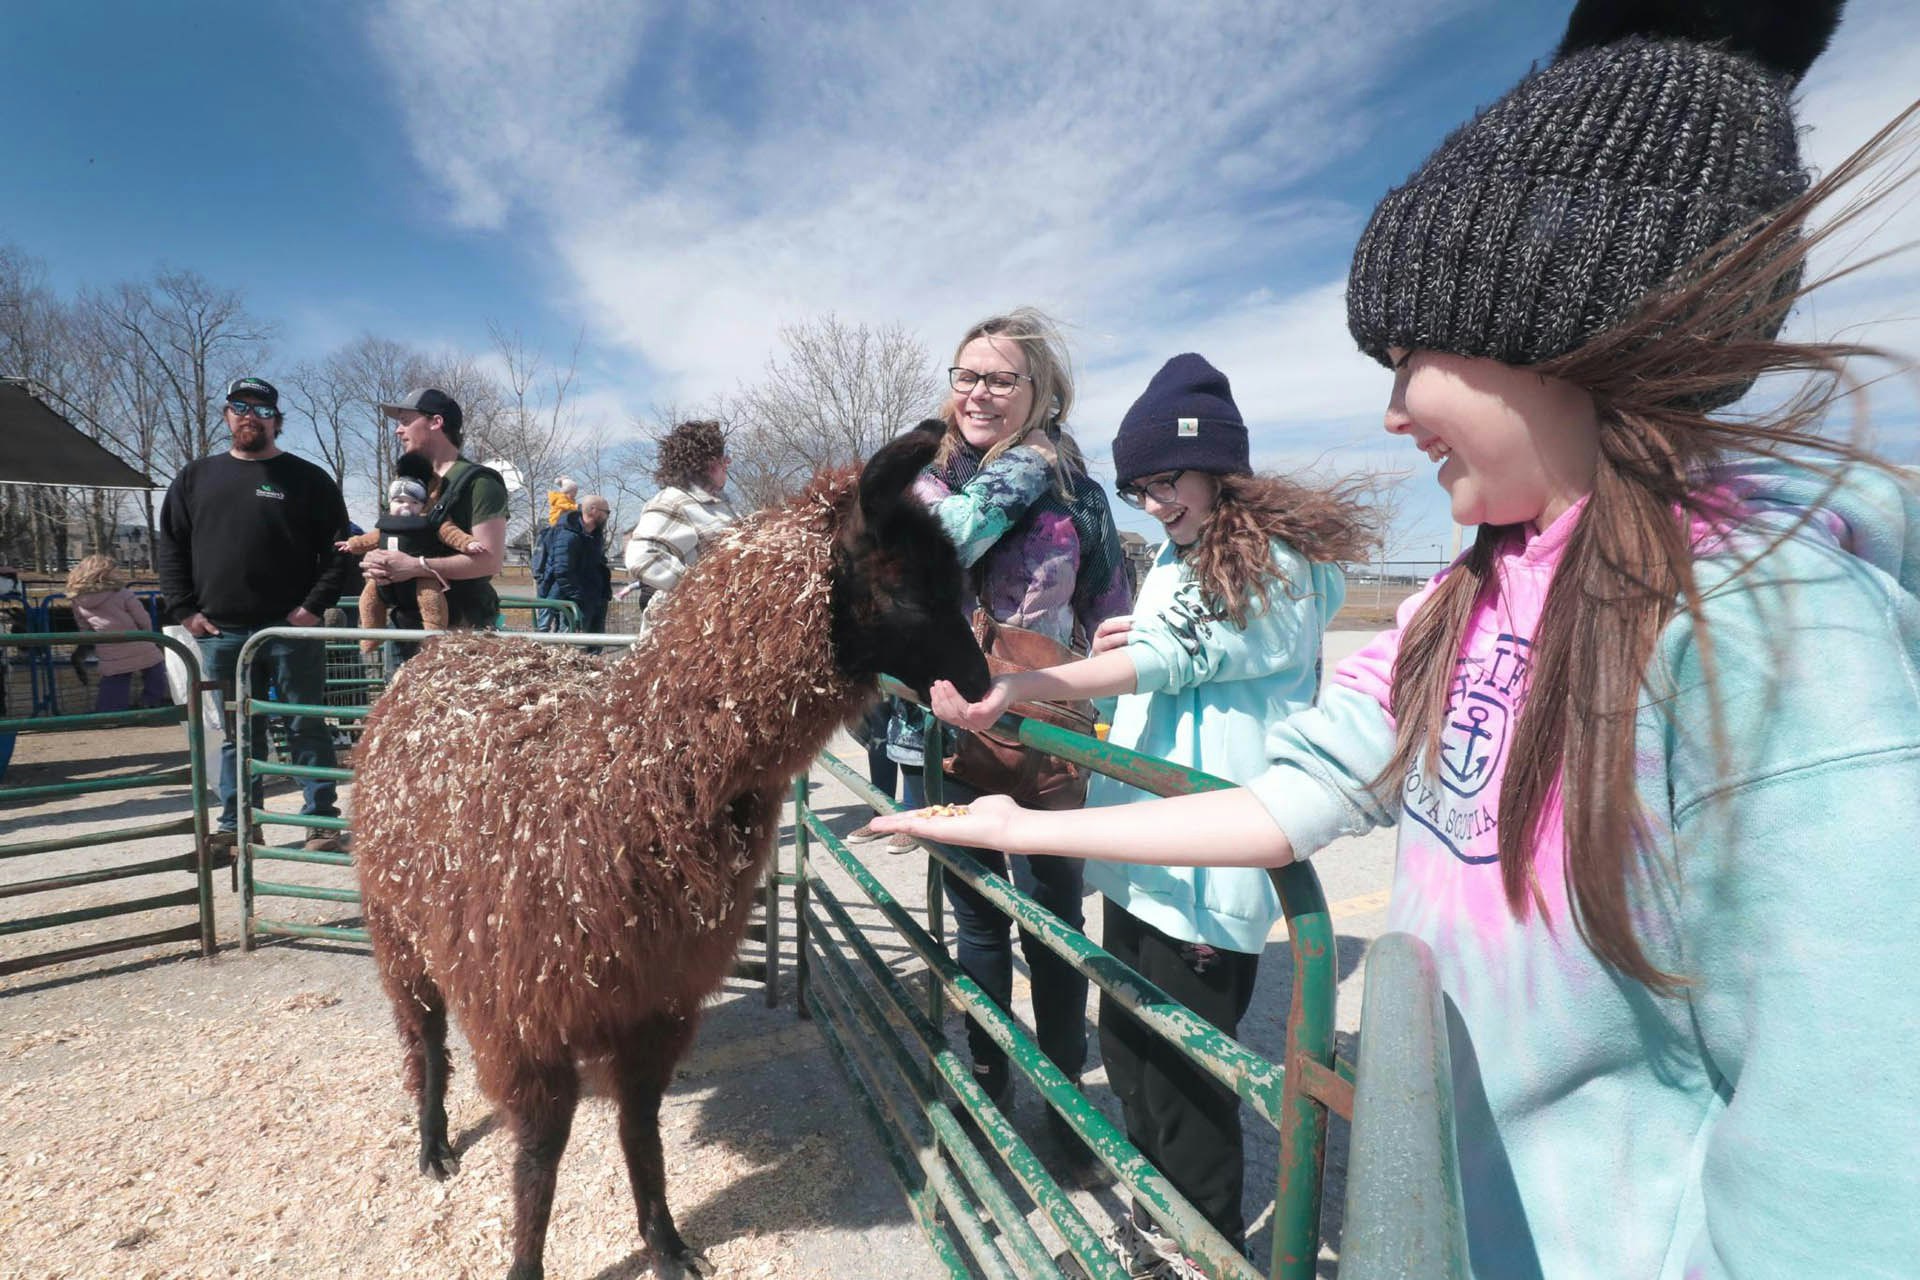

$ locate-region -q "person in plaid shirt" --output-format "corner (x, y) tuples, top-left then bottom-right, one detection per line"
(619, 419), (740, 618)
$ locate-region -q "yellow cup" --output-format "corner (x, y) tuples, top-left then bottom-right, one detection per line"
(1094, 722), (1111, 741)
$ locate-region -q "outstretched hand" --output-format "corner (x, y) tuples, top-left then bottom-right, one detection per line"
(868, 794), (1023, 851)
(930, 677), (1012, 733)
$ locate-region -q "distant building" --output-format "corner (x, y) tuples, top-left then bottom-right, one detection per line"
(1118, 530), (1155, 595)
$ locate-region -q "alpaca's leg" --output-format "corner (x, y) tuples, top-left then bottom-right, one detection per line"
(503, 1060), (580, 1280)
(367, 908), (458, 1178)
(613, 1015), (710, 1279)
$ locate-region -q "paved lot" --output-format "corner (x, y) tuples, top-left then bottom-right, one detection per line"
(0, 629), (1397, 1278)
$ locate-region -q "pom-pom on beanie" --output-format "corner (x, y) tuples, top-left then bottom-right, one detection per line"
(1112, 353), (1251, 486)
(1345, 0), (1844, 408)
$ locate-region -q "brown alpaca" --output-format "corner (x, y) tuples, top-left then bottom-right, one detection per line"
(337, 519), (484, 651)
(351, 424), (990, 1280)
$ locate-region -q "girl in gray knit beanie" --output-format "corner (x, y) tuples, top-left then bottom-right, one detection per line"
(878, 1), (1920, 1273)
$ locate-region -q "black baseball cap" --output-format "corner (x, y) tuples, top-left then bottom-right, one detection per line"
(225, 376), (280, 408)
(378, 387), (464, 435)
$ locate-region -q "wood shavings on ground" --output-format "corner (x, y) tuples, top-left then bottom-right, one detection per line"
(0, 956), (895, 1278)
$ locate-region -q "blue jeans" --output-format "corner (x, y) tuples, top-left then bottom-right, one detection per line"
(198, 629), (338, 832)
(933, 776), (1090, 1094)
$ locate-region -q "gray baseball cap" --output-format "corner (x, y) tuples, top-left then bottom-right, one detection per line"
(377, 387), (463, 434)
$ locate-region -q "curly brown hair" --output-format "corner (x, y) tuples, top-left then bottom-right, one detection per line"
(654, 420), (728, 491)
(1182, 473), (1380, 629)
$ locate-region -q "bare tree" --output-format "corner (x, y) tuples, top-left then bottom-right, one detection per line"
(282, 334), (433, 516)
(725, 314), (943, 506)
(472, 324), (583, 547)
(91, 270), (272, 473)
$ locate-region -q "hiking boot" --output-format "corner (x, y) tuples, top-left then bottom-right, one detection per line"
(205, 829), (237, 856)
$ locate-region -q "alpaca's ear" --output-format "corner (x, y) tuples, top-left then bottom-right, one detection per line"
(858, 420), (943, 528)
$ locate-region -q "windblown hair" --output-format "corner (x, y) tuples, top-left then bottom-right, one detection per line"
(654, 419), (728, 491)
(66, 554), (125, 596)
(934, 306), (1082, 499)
(1382, 106), (1919, 993)
(1185, 473), (1380, 629)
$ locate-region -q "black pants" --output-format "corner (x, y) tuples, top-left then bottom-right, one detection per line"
(1099, 898), (1261, 1247)
(936, 781), (1088, 1094)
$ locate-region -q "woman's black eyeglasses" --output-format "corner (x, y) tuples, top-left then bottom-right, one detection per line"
(1115, 471), (1185, 508)
(948, 368), (1033, 396)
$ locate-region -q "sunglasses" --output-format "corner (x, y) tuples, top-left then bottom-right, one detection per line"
(1115, 471), (1185, 508)
(227, 400), (281, 420)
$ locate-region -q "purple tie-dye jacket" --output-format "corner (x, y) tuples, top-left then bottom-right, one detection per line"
(912, 443), (1132, 647)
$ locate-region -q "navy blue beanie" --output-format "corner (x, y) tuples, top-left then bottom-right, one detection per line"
(1111, 353), (1251, 486)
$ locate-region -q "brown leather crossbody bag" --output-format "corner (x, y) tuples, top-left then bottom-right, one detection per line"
(940, 608), (1097, 810)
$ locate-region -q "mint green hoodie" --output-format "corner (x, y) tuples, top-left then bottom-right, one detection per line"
(1086, 536), (1345, 953)
(1247, 463), (1920, 1277)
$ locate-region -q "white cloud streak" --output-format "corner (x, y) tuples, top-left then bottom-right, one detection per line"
(370, 0), (1920, 548)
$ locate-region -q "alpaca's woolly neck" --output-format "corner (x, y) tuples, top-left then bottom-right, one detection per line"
(612, 467), (868, 839)
(352, 470), (875, 1070)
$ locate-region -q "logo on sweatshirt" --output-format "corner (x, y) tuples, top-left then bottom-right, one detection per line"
(1404, 632), (1533, 864)
(255, 483), (285, 500)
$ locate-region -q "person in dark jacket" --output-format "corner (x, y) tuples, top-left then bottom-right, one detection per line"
(157, 375), (354, 853)
(539, 493), (613, 634)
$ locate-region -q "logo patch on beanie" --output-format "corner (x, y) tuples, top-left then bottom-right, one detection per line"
(1177, 417), (1199, 437)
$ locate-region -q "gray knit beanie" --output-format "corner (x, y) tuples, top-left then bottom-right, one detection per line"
(1347, 0), (1843, 404)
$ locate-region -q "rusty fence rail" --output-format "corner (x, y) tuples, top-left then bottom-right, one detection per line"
(0, 630), (216, 977)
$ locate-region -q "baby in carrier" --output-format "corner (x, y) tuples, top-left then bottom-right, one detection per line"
(336, 455), (484, 652)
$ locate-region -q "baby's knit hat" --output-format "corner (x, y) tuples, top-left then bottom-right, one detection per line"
(1111, 353), (1251, 486)
(388, 477), (428, 505)
(1346, 0), (1844, 407)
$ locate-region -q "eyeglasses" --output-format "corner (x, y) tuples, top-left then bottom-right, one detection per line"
(1116, 471), (1185, 508)
(226, 400), (280, 420)
(948, 368), (1033, 397)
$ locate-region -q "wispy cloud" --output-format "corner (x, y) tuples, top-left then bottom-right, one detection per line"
(368, 1), (1459, 391)
(369, 0), (1920, 547)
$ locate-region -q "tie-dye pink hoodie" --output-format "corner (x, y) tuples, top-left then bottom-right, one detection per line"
(1246, 463), (1920, 1277)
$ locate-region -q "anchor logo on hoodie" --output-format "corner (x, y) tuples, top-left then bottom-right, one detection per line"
(1406, 632), (1533, 863)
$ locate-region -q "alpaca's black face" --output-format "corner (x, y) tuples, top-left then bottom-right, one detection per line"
(830, 423), (993, 701)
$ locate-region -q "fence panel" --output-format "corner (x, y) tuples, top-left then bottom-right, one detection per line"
(797, 680), (1348, 1279)
(0, 630), (215, 976)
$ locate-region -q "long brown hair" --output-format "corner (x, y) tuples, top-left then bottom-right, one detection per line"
(1381, 105), (1919, 993)
(1185, 473), (1379, 628)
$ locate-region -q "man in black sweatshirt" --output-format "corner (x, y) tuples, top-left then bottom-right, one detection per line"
(158, 376), (354, 853)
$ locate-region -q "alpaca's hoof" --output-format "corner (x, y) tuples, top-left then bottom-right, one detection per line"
(419, 1137), (459, 1180)
(653, 1246), (714, 1279)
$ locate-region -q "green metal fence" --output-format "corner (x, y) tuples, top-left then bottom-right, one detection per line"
(796, 683), (1467, 1278)
(0, 630), (216, 977)
(232, 623), (788, 1001)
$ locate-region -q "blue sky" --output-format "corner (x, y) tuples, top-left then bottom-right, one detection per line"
(5, 0), (1916, 550)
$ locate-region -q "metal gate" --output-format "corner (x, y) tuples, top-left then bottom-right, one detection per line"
(0, 629), (216, 977)
(794, 686), (1468, 1278)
